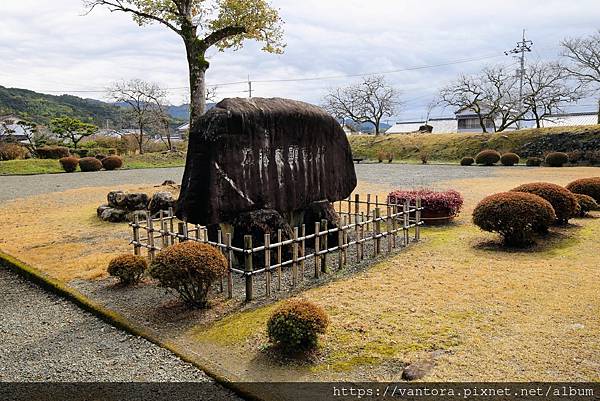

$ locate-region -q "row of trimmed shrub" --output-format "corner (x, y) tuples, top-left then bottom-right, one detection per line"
(108, 242), (329, 352)
(59, 155), (123, 173)
(460, 150), (571, 167)
(0, 143), (29, 161)
(473, 177), (600, 246)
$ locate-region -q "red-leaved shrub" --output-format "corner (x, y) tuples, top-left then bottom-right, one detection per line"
(566, 177), (600, 203)
(388, 189), (464, 216)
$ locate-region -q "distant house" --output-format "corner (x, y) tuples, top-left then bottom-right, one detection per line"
(386, 117), (457, 134)
(0, 115), (32, 143)
(341, 123), (364, 136)
(537, 112), (598, 128)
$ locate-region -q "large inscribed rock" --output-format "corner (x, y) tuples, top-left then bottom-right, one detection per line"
(177, 98), (357, 225)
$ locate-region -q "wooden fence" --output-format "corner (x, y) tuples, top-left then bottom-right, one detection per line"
(130, 194), (423, 302)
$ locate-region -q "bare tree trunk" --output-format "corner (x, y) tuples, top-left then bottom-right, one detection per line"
(478, 116), (488, 133)
(597, 98), (600, 125)
(138, 123), (144, 155)
(186, 42), (209, 133)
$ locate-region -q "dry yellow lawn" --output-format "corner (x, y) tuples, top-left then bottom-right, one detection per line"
(0, 167), (599, 382)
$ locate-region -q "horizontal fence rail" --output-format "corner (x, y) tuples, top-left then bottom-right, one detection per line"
(130, 194), (423, 302)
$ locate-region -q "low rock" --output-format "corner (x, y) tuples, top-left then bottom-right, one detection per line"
(126, 210), (148, 222)
(97, 204), (111, 218)
(402, 360), (434, 381)
(148, 192), (176, 215)
(303, 200), (340, 247)
(161, 180), (177, 186)
(99, 208), (128, 223)
(107, 191), (149, 211)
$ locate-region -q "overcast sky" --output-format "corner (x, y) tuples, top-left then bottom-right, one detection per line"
(1, 0), (599, 121)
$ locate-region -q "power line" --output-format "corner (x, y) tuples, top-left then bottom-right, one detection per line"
(23, 52), (508, 95)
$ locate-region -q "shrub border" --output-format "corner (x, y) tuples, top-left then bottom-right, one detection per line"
(0, 250), (260, 401)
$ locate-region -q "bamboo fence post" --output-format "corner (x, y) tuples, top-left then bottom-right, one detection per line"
(404, 201), (410, 246)
(195, 224), (201, 241)
(277, 229), (282, 291)
(347, 196), (352, 218)
(217, 230), (223, 292)
(376, 195), (380, 208)
(366, 194), (372, 230)
(314, 221), (321, 278)
(354, 194), (360, 230)
(359, 212), (365, 260)
(300, 224), (306, 282)
(132, 214), (141, 256)
(147, 214), (156, 261)
(264, 233), (271, 297)
(391, 200), (398, 249)
(341, 215), (347, 268)
(337, 224), (343, 269)
(321, 219), (328, 273)
(226, 233), (233, 299)
(374, 208), (381, 256)
(385, 206), (392, 253)
(168, 207), (175, 245)
(292, 227), (299, 287)
(177, 222), (185, 243)
(415, 198), (422, 241)
(159, 210), (166, 250)
(244, 235), (253, 302)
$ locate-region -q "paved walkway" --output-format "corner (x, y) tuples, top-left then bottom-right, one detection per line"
(0, 164), (503, 202)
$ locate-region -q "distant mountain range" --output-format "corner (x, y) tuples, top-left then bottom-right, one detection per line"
(0, 85), (391, 132)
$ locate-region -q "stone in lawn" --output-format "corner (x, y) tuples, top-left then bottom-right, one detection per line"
(107, 191), (149, 211)
(402, 360), (434, 381)
(176, 97), (357, 225)
(148, 192), (176, 215)
(99, 207), (127, 223)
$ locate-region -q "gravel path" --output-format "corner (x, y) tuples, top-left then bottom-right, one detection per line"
(0, 268), (240, 398)
(0, 164), (506, 202)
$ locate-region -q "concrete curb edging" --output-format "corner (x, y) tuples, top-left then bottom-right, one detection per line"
(0, 251), (261, 401)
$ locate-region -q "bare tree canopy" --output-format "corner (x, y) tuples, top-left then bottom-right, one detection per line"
(561, 30), (600, 123)
(322, 75), (401, 135)
(523, 61), (583, 128)
(85, 0), (285, 129)
(439, 64), (581, 132)
(107, 79), (168, 154)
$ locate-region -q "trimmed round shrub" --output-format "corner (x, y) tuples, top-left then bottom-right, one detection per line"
(510, 182), (578, 225)
(107, 254), (147, 285)
(473, 192), (556, 246)
(500, 153), (520, 166)
(95, 154), (107, 161)
(149, 242), (227, 308)
(545, 152), (569, 167)
(59, 156), (79, 173)
(526, 157), (543, 167)
(460, 157), (475, 166)
(267, 299), (329, 352)
(574, 193), (600, 217)
(36, 146), (70, 159)
(566, 177), (600, 203)
(475, 149), (501, 166)
(0, 143), (29, 160)
(102, 155), (123, 170)
(79, 156), (103, 172)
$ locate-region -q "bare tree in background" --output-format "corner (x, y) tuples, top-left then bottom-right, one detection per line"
(440, 65), (537, 132)
(323, 75), (401, 135)
(561, 31), (600, 123)
(523, 61), (583, 128)
(107, 79), (168, 154)
(439, 72), (493, 132)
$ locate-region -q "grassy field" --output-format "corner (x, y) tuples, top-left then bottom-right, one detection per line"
(349, 124), (600, 162)
(0, 166), (599, 383)
(0, 152), (186, 175)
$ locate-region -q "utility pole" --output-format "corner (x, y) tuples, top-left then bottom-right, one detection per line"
(505, 29), (533, 129)
(247, 75), (252, 98)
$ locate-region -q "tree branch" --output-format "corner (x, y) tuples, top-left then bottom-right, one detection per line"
(203, 26), (247, 48)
